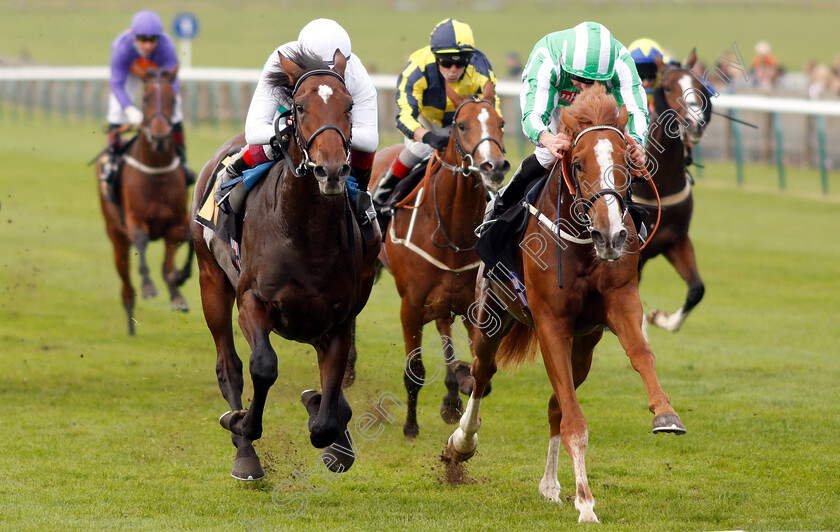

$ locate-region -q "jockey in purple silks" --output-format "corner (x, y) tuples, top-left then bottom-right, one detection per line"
(102, 10), (194, 197)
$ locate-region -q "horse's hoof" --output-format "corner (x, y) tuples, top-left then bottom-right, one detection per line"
(440, 395), (463, 424)
(321, 433), (355, 473)
(231, 455), (265, 481)
(219, 410), (247, 433)
(652, 413), (686, 434)
(170, 300), (189, 312)
(403, 422), (419, 440)
(446, 434), (476, 462)
(141, 283), (158, 299)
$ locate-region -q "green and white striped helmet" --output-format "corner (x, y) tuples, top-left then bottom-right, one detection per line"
(560, 22), (617, 82)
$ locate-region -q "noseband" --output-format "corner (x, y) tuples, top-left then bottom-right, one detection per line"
(436, 98), (505, 177)
(142, 75), (174, 143)
(279, 69), (351, 177)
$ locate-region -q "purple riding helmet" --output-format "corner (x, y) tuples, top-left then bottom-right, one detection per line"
(131, 10), (164, 36)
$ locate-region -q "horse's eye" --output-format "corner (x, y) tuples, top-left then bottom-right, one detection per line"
(295, 104), (305, 114)
(457, 122), (466, 132)
(572, 161), (582, 175)
(500, 120), (505, 129)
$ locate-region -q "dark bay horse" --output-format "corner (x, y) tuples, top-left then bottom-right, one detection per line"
(634, 50), (711, 332)
(445, 85), (684, 523)
(97, 68), (192, 335)
(189, 49), (380, 481)
(367, 86), (508, 439)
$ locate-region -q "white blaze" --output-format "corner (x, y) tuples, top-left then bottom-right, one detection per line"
(678, 74), (702, 125)
(593, 138), (623, 232)
(477, 108), (491, 161)
(318, 84), (333, 104)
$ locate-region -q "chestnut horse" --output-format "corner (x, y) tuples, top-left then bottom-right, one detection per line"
(97, 68), (192, 335)
(634, 50), (711, 332)
(368, 87), (508, 439)
(189, 49), (380, 481)
(446, 85), (685, 523)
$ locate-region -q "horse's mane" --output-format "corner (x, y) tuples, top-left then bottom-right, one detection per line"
(560, 83), (620, 137)
(265, 46), (330, 100)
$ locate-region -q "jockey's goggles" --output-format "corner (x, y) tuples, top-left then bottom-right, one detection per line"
(135, 35), (159, 43)
(568, 72), (596, 85)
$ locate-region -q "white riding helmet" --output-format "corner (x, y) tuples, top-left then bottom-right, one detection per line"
(298, 19), (352, 66)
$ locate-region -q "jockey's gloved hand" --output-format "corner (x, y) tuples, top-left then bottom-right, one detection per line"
(270, 112), (293, 155)
(422, 131), (449, 151)
(125, 105), (143, 125)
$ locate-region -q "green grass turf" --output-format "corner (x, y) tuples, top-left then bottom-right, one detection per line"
(1, 109), (839, 530)
(2, 1), (838, 75)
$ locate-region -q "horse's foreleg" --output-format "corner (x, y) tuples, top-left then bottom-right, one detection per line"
(342, 318), (357, 389)
(447, 289), (508, 462)
(162, 224), (189, 312)
(400, 297), (425, 439)
(540, 332), (601, 506)
(606, 288), (686, 434)
(305, 326), (354, 472)
(436, 316), (465, 424)
(196, 250), (261, 480)
(223, 290), (276, 443)
(648, 235), (704, 332)
(108, 227), (135, 335)
(535, 323), (598, 523)
(130, 226), (158, 299)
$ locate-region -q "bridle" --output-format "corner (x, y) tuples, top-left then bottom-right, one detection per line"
(430, 97), (505, 252)
(141, 72), (174, 145)
(276, 69), (352, 177)
(559, 125), (660, 252)
(562, 125), (630, 224)
(435, 97), (505, 177)
(652, 66), (710, 146)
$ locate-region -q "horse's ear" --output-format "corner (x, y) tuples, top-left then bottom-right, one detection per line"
(332, 49), (347, 78)
(617, 104), (629, 130)
(279, 52), (303, 85)
(482, 81), (496, 105)
(654, 54), (665, 73)
(685, 48), (697, 69)
(444, 82), (464, 109)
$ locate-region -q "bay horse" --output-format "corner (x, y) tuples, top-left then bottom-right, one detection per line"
(445, 85), (685, 523)
(97, 68), (192, 335)
(368, 85), (508, 439)
(634, 50), (711, 332)
(188, 49), (380, 481)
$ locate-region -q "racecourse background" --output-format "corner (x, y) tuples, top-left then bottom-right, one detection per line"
(1, 2), (839, 530)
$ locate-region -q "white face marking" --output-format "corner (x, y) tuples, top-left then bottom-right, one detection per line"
(593, 138), (623, 233)
(477, 108), (491, 160)
(317, 84), (333, 104)
(678, 74), (702, 126)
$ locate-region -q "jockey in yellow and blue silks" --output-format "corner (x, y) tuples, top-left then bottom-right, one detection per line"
(485, 22), (648, 223)
(372, 18), (500, 215)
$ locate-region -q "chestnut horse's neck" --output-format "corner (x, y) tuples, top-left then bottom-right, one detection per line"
(426, 159), (487, 251)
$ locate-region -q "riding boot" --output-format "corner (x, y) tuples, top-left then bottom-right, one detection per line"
(215, 150), (251, 205)
(482, 154), (545, 226)
(372, 169), (400, 213)
(349, 166), (377, 241)
(102, 124), (122, 204)
(173, 122), (195, 187)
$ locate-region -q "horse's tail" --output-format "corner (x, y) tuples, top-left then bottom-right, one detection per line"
(174, 235), (194, 287)
(494, 322), (539, 369)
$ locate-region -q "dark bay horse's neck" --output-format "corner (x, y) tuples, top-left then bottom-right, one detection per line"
(273, 166), (349, 249)
(643, 117), (688, 197)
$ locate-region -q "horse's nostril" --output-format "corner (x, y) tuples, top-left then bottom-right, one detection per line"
(501, 160), (511, 173)
(591, 230), (606, 247)
(614, 229), (628, 248)
(480, 161), (493, 172)
(340, 164), (351, 178)
(313, 166), (328, 179)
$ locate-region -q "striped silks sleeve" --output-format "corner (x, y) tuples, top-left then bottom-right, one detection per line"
(520, 44), (559, 145)
(395, 55), (428, 140)
(611, 44), (649, 146)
